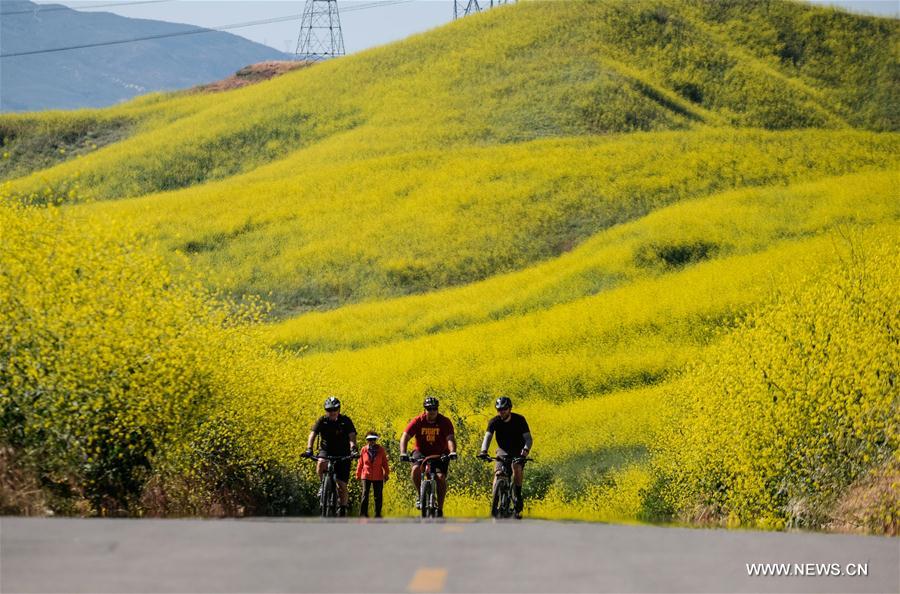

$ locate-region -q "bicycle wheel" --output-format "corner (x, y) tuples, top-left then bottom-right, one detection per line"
(322, 475), (338, 517)
(319, 476), (329, 517)
(491, 477), (508, 518)
(429, 482), (439, 518)
(500, 488), (511, 518)
(420, 480), (433, 518)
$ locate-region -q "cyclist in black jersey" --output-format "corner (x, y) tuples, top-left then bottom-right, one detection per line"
(305, 396), (358, 517)
(478, 396), (533, 519)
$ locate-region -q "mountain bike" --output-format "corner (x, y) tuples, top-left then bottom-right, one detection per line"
(479, 453), (531, 519)
(304, 452), (359, 517)
(406, 454), (452, 518)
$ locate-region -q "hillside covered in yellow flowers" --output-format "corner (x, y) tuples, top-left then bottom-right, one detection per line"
(1, 0), (897, 532)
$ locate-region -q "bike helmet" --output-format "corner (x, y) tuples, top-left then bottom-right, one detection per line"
(423, 396), (439, 410)
(324, 396), (341, 411)
(495, 396), (512, 410)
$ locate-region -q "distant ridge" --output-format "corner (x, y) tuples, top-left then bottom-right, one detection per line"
(0, 0), (289, 111)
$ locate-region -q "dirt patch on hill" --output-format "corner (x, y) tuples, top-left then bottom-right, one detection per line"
(826, 461), (899, 536)
(194, 61), (312, 93)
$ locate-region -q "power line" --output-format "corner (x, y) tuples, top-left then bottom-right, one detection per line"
(0, 0), (172, 17)
(0, 0), (415, 59)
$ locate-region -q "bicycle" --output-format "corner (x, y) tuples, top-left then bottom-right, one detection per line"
(304, 452), (359, 517)
(479, 453), (531, 519)
(405, 454), (452, 518)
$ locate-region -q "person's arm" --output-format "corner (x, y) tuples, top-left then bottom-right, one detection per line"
(305, 419), (319, 455)
(480, 431), (493, 455)
(355, 453), (364, 479)
(400, 417), (417, 460)
(480, 418), (496, 455)
(399, 432), (411, 460)
(521, 417), (533, 456)
(347, 418), (358, 453)
(522, 432), (533, 456)
(446, 418), (457, 457)
(381, 448), (390, 481)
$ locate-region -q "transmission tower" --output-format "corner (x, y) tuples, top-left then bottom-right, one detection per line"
(295, 0), (345, 61)
(453, 0), (481, 19)
(455, 0), (515, 19)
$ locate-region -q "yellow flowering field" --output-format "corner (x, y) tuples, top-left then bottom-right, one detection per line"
(1, 0), (897, 530)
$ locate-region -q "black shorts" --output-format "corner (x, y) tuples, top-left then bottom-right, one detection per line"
(318, 451), (351, 482)
(412, 451), (449, 476)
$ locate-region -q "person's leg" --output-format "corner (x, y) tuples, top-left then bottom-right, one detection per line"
(512, 462), (525, 513)
(373, 480), (384, 518)
(411, 463), (422, 493)
(494, 456), (505, 498)
(436, 472), (447, 512)
(316, 459), (327, 480)
(337, 460), (351, 516)
(338, 480), (349, 507)
(360, 479), (370, 517)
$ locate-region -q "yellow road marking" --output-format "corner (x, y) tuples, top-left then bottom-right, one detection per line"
(407, 567), (448, 593)
(441, 525), (464, 533)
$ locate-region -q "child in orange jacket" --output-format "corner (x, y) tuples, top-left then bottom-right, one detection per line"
(356, 431), (390, 518)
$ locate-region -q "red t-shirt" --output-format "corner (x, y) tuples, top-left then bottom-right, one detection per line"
(405, 412), (455, 457)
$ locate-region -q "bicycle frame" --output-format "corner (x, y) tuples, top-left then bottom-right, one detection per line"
(305, 453), (357, 518)
(406, 454), (450, 518)
(481, 454), (530, 519)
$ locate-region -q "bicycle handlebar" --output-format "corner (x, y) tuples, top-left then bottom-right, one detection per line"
(478, 454), (532, 464)
(400, 453), (455, 463)
(303, 452), (360, 462)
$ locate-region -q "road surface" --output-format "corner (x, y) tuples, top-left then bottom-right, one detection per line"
(1, 517), (897, 593)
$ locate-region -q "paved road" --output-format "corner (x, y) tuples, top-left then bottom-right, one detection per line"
(1, 517), (897, 593)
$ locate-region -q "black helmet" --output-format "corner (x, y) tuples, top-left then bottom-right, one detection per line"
(495, 396), (512, 410)
(423, 396), (439, 410)
(324, 396), (341, 411)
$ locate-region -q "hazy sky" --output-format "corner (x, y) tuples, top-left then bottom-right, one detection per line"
(29, 0), (900, 55)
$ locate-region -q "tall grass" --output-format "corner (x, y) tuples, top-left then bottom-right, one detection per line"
(62, 130), (900, 313)
(653, 228), (899, 530)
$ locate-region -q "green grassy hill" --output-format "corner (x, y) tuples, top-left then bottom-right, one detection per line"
(3, 1), (897, 314)
(1, 0), (897, 530)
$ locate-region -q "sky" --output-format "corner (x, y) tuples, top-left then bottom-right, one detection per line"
(27, 0), (900, 55)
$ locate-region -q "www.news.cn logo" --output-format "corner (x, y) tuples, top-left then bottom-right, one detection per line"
(747, 562), (869, 577)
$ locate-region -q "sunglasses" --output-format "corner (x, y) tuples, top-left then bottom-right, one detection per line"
(424, 406), (439, 412)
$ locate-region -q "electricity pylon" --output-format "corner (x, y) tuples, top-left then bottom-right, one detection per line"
(455, 0), (515, 19)
(454, 0), (481, 19)
(295, 0), (345, 61)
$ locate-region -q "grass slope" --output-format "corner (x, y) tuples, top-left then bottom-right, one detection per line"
(2, 0), (895, 195)
(1, 0), (897, 528)
(265, 170), (899, 353)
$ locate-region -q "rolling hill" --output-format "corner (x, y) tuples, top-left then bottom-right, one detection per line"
(1, 0), (897, 531)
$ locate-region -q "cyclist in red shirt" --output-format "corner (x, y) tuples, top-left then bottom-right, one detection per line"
(399, 396), (458, 517)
